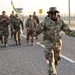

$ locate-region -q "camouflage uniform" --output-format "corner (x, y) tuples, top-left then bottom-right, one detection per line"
(9, 13), (15, 38)
(36, 7), (75, 75)
(0, 11), (10, 46)
(0, 22), (4, 44)
(12, 14), (24, 45)
(33, 11), (40, 39)
(25, 15), (36, 45)
(33, 12), (39, 27)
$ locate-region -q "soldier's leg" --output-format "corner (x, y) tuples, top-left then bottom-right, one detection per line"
(54, 41), (61, 66)
(18, 31), (21, 45)
(54, 51), (61, 66)
(48, 49), (57, 75)
(11, 28), (13, 38)
(14, 32), (18, 45)
(26, 33), (30, 44)
(1, 36), (4, 44)
(30, 34), (34, 45)
(44, 47), (57, 75)
(0, 37), (3, 44)
(14, 32), (16, 44)
(4, 33), (9, 47)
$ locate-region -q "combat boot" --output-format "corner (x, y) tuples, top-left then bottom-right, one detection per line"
(19, 40), (21, 45)
(4, 43), (8, 47)
(16, 40), (18, 45)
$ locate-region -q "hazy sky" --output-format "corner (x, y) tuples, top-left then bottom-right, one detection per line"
(0, 0), (75, 16)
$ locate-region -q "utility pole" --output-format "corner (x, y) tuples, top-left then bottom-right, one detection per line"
(68, 0), (70, 25)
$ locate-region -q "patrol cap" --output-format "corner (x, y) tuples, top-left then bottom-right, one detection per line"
(47, 7), (59, 13)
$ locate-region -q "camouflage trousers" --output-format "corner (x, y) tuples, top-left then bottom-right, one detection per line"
(44, 40), (61, 75)
(26, 33), (34, 45)
(10, 28), (14, 38)
(14, 31), (21, 45)
(4, 33), (9, 44)
(0, 36), (4, 44)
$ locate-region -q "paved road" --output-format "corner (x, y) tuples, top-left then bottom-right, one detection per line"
(0, 27), (75, 75)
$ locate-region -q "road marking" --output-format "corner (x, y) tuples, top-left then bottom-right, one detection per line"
(60, 55), (75, 63)
(22, 35), (26, 38)
(22, 35), (75, 63)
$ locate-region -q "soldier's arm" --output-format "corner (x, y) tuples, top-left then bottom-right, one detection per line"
(6, 16), (11, 25)
(0, 19), (2, 23)
(36, 16), (40, 24)
(33, 20), (37, 28)
(0, 17), (1, 23)
(20, 19), (24, 30)
(0, 16), (3, 23)
(25, 19), (29, 28)
(12, 20), (15, 29)
(35, 21), (44, 36)
(62, 20), (75, 37)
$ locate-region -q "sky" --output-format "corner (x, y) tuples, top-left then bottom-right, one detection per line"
(0, 0), (75, 16)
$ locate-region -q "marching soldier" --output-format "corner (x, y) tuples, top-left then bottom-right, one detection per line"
(0, 17), (4, 44)
(9, 11), (15, 38)
(35, 7), (75, 75)
(0, 11), (10, 47)
(12, 14), (24, 45)
(33, 11), (39, 26)
(33, 11), (40, 39)
(25, 15), (36, 45)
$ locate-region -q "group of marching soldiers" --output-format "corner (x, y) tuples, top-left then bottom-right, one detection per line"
(0, 10), (39, 47)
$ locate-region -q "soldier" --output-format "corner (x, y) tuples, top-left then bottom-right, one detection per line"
(0, 16), (4, 44)
(35, 7), (75, 75)
(25, 15), (36, 45)
(12, 14), (24, 45)
(33, 11), (40, 39)
(0, 11), (10, 47)
(9, 11), (15, 38)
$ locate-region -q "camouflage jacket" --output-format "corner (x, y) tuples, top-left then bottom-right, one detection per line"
(13, 18), (24, 31)
(36, 17), (75, 45)
(9, 15), (15, 25)
(0, 15), (10, 31)
(25, 18), (36, 29)
(33, 16), (39, 24)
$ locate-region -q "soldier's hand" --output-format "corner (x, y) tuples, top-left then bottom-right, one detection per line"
(44, 57), (49, 64)
(27, 28), (29, 30)
(1, 19), (4, 22)
(3, 18), (6, 21)
(13, 29), (15, 32)
(27, 27), (31, 31)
